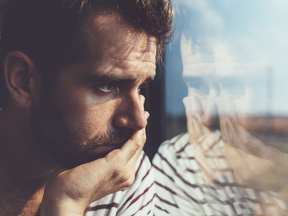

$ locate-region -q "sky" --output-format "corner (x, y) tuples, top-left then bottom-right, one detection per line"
(166, 0), (288, 116)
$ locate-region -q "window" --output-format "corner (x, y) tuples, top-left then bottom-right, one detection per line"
(150, 1), (288, 215)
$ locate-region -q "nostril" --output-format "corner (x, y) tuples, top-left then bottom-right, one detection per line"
(114, 109), (147, 130)
(137, 114), (148, 129)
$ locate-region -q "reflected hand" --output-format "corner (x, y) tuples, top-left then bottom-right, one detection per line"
(216, 96), (288, 213)
(183, 96), (232, 184)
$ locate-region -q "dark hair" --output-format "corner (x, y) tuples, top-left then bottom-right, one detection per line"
(0, 0), (174, 83)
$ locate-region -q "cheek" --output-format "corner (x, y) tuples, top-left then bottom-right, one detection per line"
(218, 89), (251, 115)
(187, 93), (216, 114)
(186, 92), (206, 112)
(233, 88), (267, 116)
(70, 105), (116, 139)
(233, 95), (250, 115)
(55, 90), (115, 139)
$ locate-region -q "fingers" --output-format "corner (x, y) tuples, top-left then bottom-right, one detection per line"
(215, 96), (239, 150)
(216, 96), (267, 159)
(183, 96), (202, 119)
(215, 95), (237, 118)
(215, 96), (250, 177)
(105, 94), (148, 164)
(216, 96), (249, 148)
(183, 96), (210, 142)
(193, 131), (232, 183)
(105, 127), (146, 166)
(195, 130), (221, 153)
(126, 127), (146, 165)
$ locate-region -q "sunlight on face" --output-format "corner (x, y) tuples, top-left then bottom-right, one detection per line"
(30, 13), (156, 169)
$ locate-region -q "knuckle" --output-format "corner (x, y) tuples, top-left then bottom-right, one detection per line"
(124, 175), (135, 188)
(142, 134), (147, 144)
(234, 173), (245, 185)
(113, 166), (123, 177)
(234, 171), (250, 186)
(135, 138), (144, 149)
(126, 177), (135, 186)
(105, 149), (121, 162)
(119, 172), (131, 182)
(118, 170), (135, 187)
(245, 139), (263, 157)
(121, 187), (128, 191)
(221, 133), (229, 144)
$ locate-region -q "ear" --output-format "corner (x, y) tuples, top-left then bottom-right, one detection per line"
(3, 51), (41, 109)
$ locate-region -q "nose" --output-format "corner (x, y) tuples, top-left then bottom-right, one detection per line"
(201, 86), (220, 129)
(113, 93), (148, 131)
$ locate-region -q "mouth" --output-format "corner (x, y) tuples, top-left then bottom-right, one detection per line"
(65, 143), (125, 168)
(92, 143), (124, 154)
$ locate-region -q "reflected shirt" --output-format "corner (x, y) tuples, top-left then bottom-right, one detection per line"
(152, 133), (284, 216)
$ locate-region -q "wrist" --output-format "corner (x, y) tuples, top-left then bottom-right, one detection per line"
(41, 192), (87, 216)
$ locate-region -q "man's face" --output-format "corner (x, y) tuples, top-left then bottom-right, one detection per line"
(181, 35), (268, 133)
(30, 13), (156, 169)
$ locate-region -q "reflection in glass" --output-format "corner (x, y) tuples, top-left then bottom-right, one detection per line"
(153, 0), (288, 215)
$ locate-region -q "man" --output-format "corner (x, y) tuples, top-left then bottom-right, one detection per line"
(0, 0), (173, 215)
(153, 0), (288, 215)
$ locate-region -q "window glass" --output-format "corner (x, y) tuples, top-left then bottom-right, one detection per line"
(0, 0), (7, 108)
(154, 0), (288, 214)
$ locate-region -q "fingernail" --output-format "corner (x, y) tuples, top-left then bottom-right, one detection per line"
(191, 112), (200, 120)
(215, 97), (220, 106)
(140, 96), (145, 106)
(182, 97), (189, 107)
(144, 112), (150, 120)
(214, 130), (221, 138)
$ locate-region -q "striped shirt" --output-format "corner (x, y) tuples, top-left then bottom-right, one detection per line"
(152, 133), (286, 216)
(85, 151), (155, 216)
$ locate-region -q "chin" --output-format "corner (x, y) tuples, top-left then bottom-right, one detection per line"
(57, 154), (104, 169)
(57, 144), (124, 169)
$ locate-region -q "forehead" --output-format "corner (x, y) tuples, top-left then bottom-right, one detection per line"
(56, 12), (157, 91)
(60, 11), (158, 84)
(180, 35), (264, 81)
(88, 12), (157, 69)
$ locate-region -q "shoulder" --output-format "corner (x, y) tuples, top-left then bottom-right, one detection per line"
(152, 133), (203, 216)
(152, 132), (195, 171)
(86, 151), (155, 216)
(157, 132), (190, 154)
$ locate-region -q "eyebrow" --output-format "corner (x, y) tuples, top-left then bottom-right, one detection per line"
(84, 73), (156, 84)
(217, 76), (242, 85)
(182, 75), (206, 83)
(183, 75), (242, 84)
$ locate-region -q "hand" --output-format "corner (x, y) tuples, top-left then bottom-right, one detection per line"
(216, 96), (288, 208)
(40, 118), (148, 216)
(183, 96), (232, 184)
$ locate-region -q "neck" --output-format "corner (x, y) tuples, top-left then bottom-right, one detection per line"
(0, 101), (56, 182)
(0, 101), (57, 215)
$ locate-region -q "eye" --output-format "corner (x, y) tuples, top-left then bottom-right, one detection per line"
(187, 81), (210, 96)
(91, 82), (119, 103)
(221, 81), (245, 99)
(96, 83), (115, 93)
(137, 82), (149, 95)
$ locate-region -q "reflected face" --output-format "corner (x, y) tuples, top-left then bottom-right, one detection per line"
(181, 35), (268, 130)
(30, 13), (156, 168)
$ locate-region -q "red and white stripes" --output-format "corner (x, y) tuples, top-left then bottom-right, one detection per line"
(86, 151), (155, 216)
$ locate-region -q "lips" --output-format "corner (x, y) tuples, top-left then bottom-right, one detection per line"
(91, 143), (124, 154)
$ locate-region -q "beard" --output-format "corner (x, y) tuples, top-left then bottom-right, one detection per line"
(29, 90), (132, 169)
